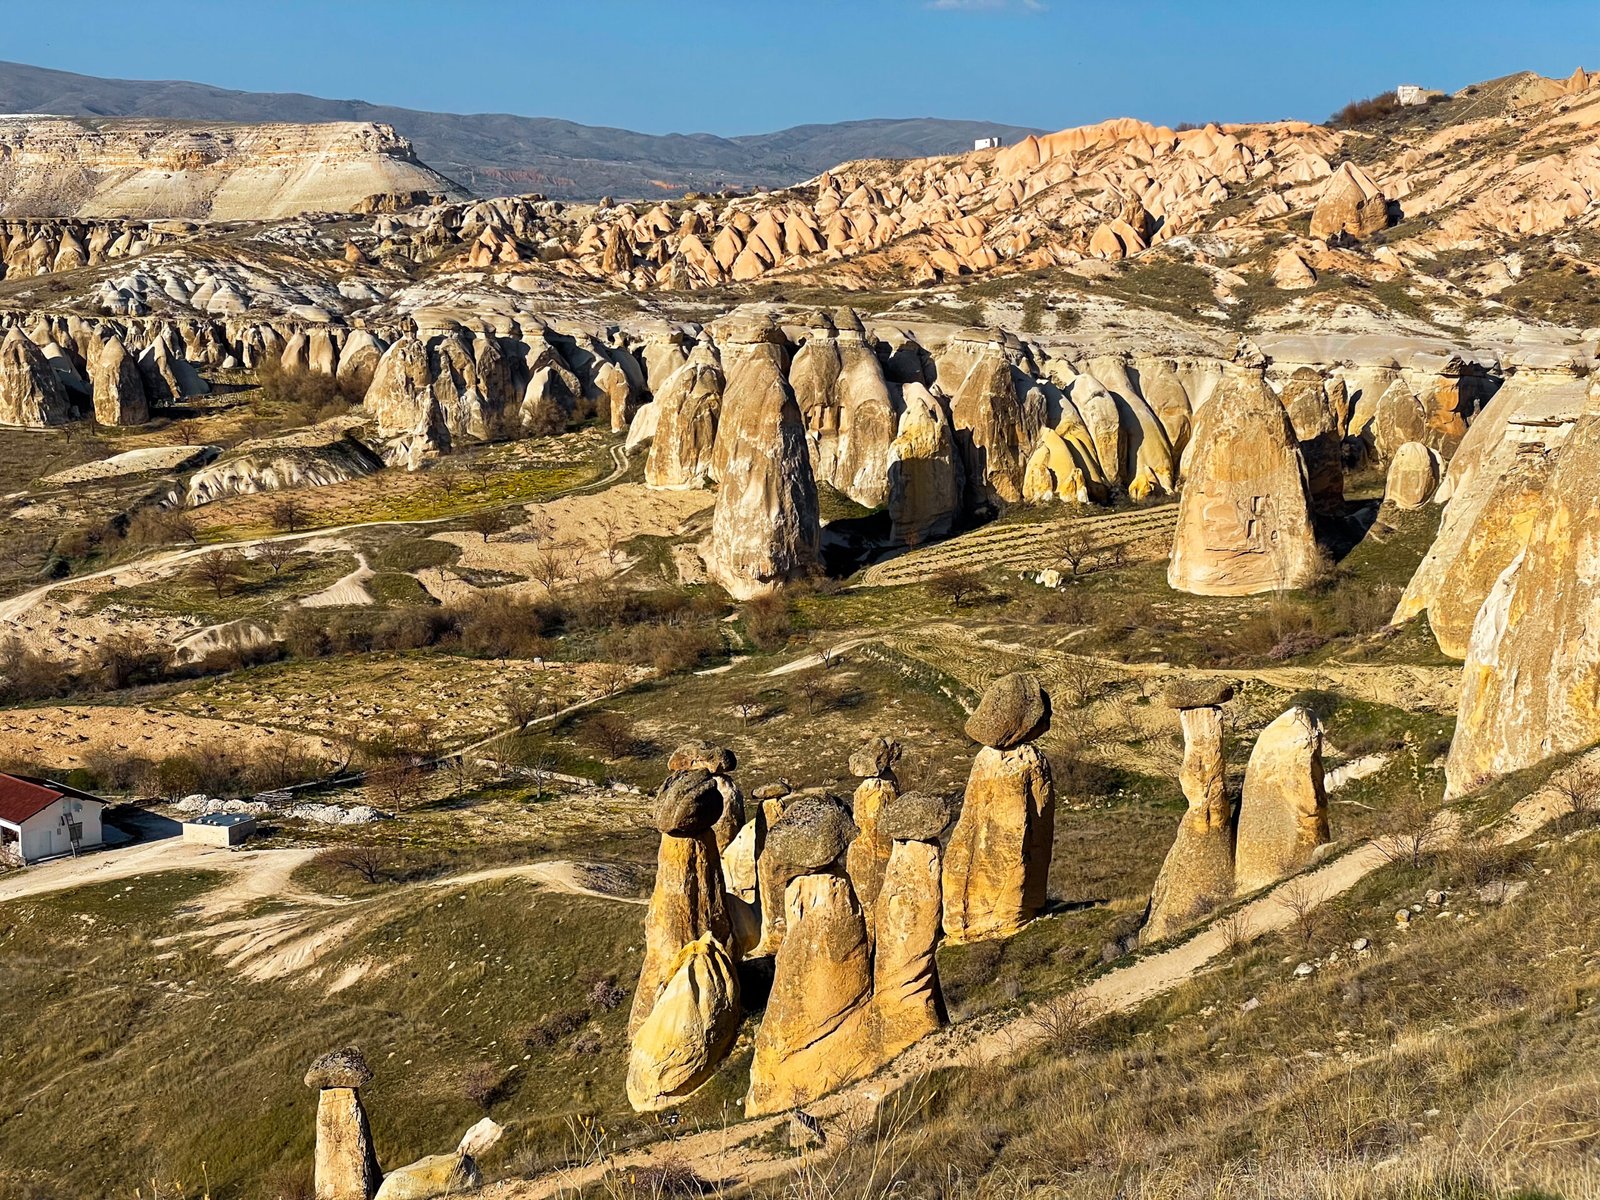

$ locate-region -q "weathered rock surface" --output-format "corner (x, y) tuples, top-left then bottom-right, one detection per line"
(790, 309), (896, 506)
(1146, 701), (1234, 940)
(645, 350), (722, 489)
(306, 1049), (380, 1200)
(1386, 441), (1440, 509)
(629, 819), (731, 1037)
(1168, 369), (1321, 597)
(886, 382), (963, 545)
(89, 333), (149, 425)
(0, 117), (463, 221)
(942, 742), (1054, 943)
(1446, 397), (1600, 798)
(0, 327), (67, 426)
(702, 318), (821, 598)
(626, 933), (741, 1111)
(1308, 161), (1392, 241)
(746, 872), (872, 1116)
(372, 1118), (503, 1200)
(964, 671), (1051, 750)
(1278, 367), (1344, 515)
(1234, 707), (1329, 893)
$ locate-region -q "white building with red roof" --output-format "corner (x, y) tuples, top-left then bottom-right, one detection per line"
(0, 774), (106, 865)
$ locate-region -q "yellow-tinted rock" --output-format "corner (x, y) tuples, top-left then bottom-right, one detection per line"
(1146, 704), (1234, 940)
(626, 933), (741, 1111)
(746, 873), (872, 1115)
(313, 1087), (381, 1200)
(1168, 369), (1321, 597)
(869, 838), (945, 1058)
(1235, 707), (1329, 893)
(1446, 403), (1600, 798)
(1385, 441), (1440, 510)
(628, 831), (730, 1036)
(942, 743), (1054, 943)
(845, 776), (897, 916)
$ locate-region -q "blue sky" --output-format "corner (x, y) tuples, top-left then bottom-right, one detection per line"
(8, 0), (1598, 135)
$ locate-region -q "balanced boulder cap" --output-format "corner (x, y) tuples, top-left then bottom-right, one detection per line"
(765, 795), (858, 878)
(881, 791), (956, 842)
(1161, 678), (1236, 710)
(753, 782), (791, 800)
(965, 672), (1051, 748)
(304, 1047), (373, 1090)
(668, 739), (737, 775)
(654, 769), (723, 835)
(849, 736), (902, 778)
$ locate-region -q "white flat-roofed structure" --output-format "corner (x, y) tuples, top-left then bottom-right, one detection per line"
(973, 136), (1003, 151)
(182, 812), (258, 847)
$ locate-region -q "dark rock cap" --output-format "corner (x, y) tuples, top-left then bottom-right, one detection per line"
(305, 1047), (372, 1090)
(667, 739), (736, 776)
(881, 791), (955, 842)
(654, 769), (723, 835)
(848, 736), (901, 779)
(765, 795), (858, 881)
(965, 672), (1051, 749)
(1161, 678), (1236, 710)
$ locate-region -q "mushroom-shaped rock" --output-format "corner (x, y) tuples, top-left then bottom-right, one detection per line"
(1168, 369), (1321, 597)
(964, 672), (1051, 749)
(373, 1118), (504, 1200)
(626, 933), (742, 1111)
(845, 739), (901, 918)
(630, 773), (733, 1037)
(765, 795), (858, 883)
(306, 1049), (381, 1200)
(1234, 707), (1329, 893)
(1386, 442), (1440, 510)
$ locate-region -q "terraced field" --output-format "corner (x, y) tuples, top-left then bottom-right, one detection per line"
(860, 502), (1179, 587)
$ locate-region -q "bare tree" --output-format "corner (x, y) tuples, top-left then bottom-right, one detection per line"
(929, 567), (985, 608)
(1056, 524), (1096, 576)
(1551, 765), (1600, 824)
(729, 688), (762, 728)
(586, 711), (638, 760)
(532, 545), (574, 595)
(1274, 883), (1321, 945)
(256, 541), (298, 577)
(594, 661), (632, 697)
(330, 845), (391, 885)
(466, 507), (506, 544)
(597, 511), (625, 566)
(269, 495), (308, 533)
(190, 550), (247, 598)
(503, 680), (547, 728)
(432, 461), (465, 499)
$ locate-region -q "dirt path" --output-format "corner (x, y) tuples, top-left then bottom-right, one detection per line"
(486, 782), (1576, 1200)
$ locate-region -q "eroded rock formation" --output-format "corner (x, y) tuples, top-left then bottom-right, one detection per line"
(942, 673), (1055, 943)
(1234, 707), (1329, 893)
(305, 1049), (382, 1200)
(1145, 680), (1236, 941)
(1168, 368), (1321, 597)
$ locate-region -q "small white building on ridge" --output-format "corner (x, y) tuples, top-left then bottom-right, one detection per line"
(0, 774), (106, 865)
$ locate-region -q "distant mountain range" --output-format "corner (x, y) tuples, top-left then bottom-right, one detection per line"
(0, 60), (1045, 202)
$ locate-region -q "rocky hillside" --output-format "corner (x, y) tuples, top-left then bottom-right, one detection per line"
(0, 60), (1044, 201)
(0, 116), (465, 220)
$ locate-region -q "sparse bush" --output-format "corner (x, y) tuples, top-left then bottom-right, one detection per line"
(588, 976), (626, 1011)
(928, 567), (987, 608)
(255, 359), (359, 422)
(459, 1060), (507, 1111)
(742, 593), (793, 650)
(1330, 90), (1401, 127)
(514, 1006), (590, 1050)
(585, 711), (642, 760)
